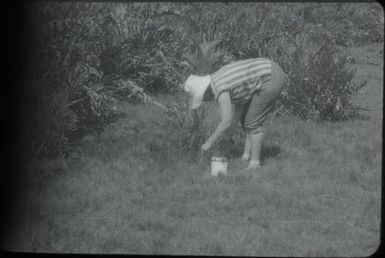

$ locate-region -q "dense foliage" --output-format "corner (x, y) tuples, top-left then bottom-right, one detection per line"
(22, 2), (383, 156)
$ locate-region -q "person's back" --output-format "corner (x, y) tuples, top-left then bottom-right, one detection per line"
(210, 58), (273, 101)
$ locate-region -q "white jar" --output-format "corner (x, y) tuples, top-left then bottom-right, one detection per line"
(211, 157), (228, 176)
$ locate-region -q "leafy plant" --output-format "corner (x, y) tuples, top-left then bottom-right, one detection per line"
(157, 99), (219, 152)
(182, 33), (225, 76)
(278, 31), (367, 121)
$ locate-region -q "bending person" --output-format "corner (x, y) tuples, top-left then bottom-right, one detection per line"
(184, 58), (286, 170)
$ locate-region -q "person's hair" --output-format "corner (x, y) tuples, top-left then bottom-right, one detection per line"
(203, 84), (214, 101)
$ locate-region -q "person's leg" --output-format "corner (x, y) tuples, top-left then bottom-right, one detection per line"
(243, 63), (286, 169)
(242, 131), (251, 160)
(240, 103), (251, 161)
(248, 130), (264, 168)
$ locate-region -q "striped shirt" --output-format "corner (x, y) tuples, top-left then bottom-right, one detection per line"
(210, 58), (273, 100)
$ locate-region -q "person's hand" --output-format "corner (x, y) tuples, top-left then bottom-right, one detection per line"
(201, 141), (212, 152)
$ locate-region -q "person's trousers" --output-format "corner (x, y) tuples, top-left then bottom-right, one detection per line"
(241, 62), (286, 134)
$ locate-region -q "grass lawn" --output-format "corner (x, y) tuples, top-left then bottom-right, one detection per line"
(4, 43), (382, 256)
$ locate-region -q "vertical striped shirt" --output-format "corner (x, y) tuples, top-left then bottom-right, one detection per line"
(210, 58), (273, 100)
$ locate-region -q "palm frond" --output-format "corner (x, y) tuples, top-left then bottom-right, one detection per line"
(183, 33), (224, 75)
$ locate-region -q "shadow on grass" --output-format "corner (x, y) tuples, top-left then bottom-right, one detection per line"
(261, 145), (281, 163)
(354, 113), (372, 121)
(225, 142), (281, 162)
(227, 145), (243, 158)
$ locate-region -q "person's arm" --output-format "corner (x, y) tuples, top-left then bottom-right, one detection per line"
(202, 92), (243, 150)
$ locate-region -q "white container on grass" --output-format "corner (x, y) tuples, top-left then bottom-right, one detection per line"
(211, 157), (228, 176)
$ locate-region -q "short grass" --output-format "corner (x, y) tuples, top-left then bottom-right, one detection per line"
(4, 43), (382, 256)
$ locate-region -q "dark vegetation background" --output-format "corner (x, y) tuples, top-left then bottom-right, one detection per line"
(18, 2), (383, 157)
(1, 1), (383, 256)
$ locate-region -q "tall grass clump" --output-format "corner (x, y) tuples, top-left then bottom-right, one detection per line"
(159, 100), (219, 153)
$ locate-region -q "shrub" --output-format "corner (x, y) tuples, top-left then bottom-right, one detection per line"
(276, 30), (367, 121)
(24, 3), (155, 156)
(99, 3), (187, 94)
(23, 3), (114, 157)
(160, 101), (212, 152)
(300, 2), (384, 47)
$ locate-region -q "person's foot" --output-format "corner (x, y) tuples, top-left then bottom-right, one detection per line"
(247, 163), (261, 169)
(248, 160), (261, 168)
(241, 153), (250, 161)
(241, 160), (261, 174)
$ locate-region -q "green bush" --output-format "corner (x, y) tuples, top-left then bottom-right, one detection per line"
(99, 5), (185, 94)
(303, 3), (384, 47)
(24, 3), (115, 156)
(275, 29), (367, 121)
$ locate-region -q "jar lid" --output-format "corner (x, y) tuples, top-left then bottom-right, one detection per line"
(211, 156), (227, 162)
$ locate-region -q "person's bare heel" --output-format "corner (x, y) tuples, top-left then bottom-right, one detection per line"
(240, 160), (261, 174)
(247, 160), (261, 169)
(241, 153), (250, 161)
